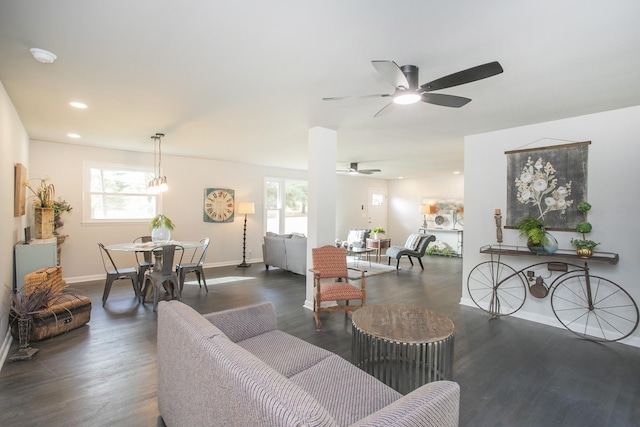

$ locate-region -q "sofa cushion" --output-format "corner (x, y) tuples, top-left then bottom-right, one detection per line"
(204, 301), (278, 342)
(237, 330), (333, 377)
(290, 354), (402, 426)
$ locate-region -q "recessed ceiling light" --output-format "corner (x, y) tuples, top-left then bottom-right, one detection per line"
(398, 176), (404, 179)
(453, 171), (460, 175)
(67, 133), (81, 138)
(29, 48), (57, 64)
(70, 102), (88, 109)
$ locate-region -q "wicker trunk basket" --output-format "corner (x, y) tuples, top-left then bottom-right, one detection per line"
(11, 294), (92, 342)
(24, 266), (65, 306)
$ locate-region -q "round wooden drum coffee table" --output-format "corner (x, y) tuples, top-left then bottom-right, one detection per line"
(351, 304), (454, 394)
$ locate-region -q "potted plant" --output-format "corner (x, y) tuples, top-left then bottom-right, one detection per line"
(371, 226), (385, 240)
(52, 198), (73, 235)
(150, 214), (175, 243)
(571, 202), (599, 258)
(26, 178), (56, 239)
(514, 217), (557, 254)
(8, 286), (59, 361)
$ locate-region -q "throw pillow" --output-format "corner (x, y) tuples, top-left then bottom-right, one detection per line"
(404, 234), (422, 250)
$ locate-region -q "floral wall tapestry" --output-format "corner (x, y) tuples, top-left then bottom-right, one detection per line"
(505, 141), (590, 231)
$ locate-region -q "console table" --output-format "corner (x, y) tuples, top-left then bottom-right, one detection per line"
(352, 304), (454, 394)
(419, 228), (463, 257)
(366, 238), (391, 263)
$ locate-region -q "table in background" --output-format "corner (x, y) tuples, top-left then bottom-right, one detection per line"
(366, 238), (391, 263)
(347, 247), (375, 268)
(352, 304), (454, 394)
(418, 228), (463, 257)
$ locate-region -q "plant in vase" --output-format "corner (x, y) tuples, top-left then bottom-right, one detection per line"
(52, 199), (73, 235)
(371, 226), (385, 240)
(25, 178), (57, 239)
(514, 216), (558, 254)
(150, 214), (175, 243)
(8, 285), (59, 361)
(571, 202), (599, 258)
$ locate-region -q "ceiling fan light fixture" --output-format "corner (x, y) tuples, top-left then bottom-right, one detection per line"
(393, 92), (421, 105)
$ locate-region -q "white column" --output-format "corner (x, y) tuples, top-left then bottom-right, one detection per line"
(304, 126), (337, 310)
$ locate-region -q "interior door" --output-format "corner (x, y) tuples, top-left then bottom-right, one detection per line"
(367, 187), (387, 233)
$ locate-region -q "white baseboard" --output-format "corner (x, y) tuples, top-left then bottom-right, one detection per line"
(62, 259), (265, 285)
(459, 297), (640, 348)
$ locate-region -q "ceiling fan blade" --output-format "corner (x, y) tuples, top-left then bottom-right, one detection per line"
(358, 169), (382, 174)
(421, 93), (471, 108)
(372, 60), (410, 89)
(373, 101), (397, 118)
(420, 61), (503, 92)
(322, 93), (392, 101)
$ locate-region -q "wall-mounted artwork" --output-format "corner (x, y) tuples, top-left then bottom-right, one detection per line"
(421, 198), (464, 230)
(505, 141), (590, 231)
(14, 163), (26, 217)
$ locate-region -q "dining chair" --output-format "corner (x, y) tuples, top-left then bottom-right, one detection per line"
(98, 242), (140, 306)
(309, 245), (366, 330)
(176, 237), (210, 294)
(142, 244), (184, 312)
(133, 235), (154, 286)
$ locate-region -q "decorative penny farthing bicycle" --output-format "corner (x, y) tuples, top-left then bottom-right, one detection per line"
(467, 245), (638, 343)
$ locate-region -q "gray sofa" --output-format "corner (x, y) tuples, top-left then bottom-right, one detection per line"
(157, 300), (460, 427)
(262, 232), (307, 275)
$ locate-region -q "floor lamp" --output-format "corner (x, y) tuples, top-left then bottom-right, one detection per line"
(237, 202), (255, 268)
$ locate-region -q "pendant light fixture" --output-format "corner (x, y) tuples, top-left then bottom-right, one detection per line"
(148, 133), (168, 193)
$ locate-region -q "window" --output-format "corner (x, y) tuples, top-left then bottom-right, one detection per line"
(265, 178), (308, 235)
(83, 162), (157, 223)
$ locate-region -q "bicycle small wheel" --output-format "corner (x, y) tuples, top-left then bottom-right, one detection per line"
(467, 261), (527, 316)
(551, 274), (639, 342)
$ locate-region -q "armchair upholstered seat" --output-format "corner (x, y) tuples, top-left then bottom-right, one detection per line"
(310, 245), (366, 330)
(386, 233), (436, 270)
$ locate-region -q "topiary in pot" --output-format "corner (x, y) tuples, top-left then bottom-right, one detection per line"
(571, 202), (599, 258)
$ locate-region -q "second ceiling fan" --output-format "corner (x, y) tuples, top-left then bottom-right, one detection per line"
(323, 60), (503, 117)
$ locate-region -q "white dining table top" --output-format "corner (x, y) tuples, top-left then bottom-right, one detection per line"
(105, 240), (203, 251)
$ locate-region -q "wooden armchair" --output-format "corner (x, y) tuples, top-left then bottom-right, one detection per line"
(309, 245), (366, 330)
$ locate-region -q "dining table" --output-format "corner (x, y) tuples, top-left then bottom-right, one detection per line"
(105, 240), (205, 301)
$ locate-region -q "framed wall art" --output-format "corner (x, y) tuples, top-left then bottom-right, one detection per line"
(505, 141), (590, 231)
(203, 188), (235, 223)
(14, 163), (26, 217)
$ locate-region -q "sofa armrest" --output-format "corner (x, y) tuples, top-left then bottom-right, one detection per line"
(351, 381), (460, 427)
(204, 301), (278, 342)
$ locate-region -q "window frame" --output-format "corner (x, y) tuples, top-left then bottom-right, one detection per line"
(82, 161), (160, 225)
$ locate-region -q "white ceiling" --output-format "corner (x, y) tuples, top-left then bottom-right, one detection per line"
(1, 1), (639, 179)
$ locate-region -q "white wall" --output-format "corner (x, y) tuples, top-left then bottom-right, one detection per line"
(29, 140), (307, 282)
(335, 174), (388, 240)
(463, 105), (640, 347)
(0, 82), (30, 359)
(387, 175), (464, 243)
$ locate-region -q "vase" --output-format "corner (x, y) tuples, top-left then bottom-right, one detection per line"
(34, 207), (54, 239)
(576, 248), (593, 258)
(527, 232), (558, 254)
(151, 225), (171, 244)
(9, 317), (39, 362)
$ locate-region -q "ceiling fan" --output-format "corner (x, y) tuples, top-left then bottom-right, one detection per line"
(323, 60), (503, 117)
(338, 162), (381, 175)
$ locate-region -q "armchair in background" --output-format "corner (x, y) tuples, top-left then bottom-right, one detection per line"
(386, 234), (436, 270)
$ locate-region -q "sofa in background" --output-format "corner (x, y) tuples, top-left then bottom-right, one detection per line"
(340, 228), (370, 248)
(157, 300), (460, 427)
(262, 232), (307, 275)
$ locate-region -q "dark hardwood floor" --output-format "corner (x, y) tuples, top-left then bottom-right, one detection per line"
(2, 256), (639, 426)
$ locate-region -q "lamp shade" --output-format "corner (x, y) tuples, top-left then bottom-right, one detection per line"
(237, 202), (255, 215)
(420, 204), (430, 215)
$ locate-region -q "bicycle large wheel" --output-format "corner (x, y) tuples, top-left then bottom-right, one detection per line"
(467, 261), (527, 316)
(551, 274), (639, 342)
